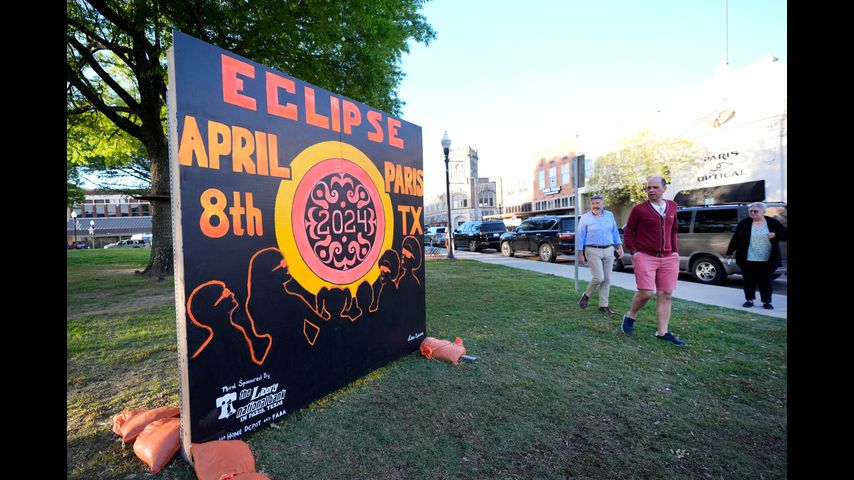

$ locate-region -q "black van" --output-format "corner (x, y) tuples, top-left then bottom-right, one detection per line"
(453, 221), (507, 252)
(499, 215), (576, 262)
(614, 202), (787, 284)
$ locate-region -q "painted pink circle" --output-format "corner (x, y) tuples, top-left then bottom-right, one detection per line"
(292, 159), (386, 285)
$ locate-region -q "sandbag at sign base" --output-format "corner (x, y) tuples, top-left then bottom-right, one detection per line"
(192, 439), (271, 480)
(420, 336), (466, 364)
(133, 417), (181, 474)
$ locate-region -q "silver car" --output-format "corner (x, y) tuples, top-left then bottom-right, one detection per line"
(424, 226), (447, 247)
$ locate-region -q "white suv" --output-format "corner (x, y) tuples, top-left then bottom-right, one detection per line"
(104, 239), (146, 249)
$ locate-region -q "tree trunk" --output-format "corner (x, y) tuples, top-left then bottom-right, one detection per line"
(139, 138), (173, 276)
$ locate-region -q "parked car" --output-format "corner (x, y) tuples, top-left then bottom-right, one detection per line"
(104, 239), (146, 249)
(453, 220), (507, 252)
(424, 226), (447, 247)
(499, 215), (576, 262)
(67, 241), (90, 250)
(613, 202), (787, 284)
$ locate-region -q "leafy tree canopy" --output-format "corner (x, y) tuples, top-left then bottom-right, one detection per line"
(67, 0), (435, 273)
(587, 130), (706, 205)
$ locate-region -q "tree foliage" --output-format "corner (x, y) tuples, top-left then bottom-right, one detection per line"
(67, 0), (435, 274)
(67, 159), (86, 208)
(587, 130), (706, 205)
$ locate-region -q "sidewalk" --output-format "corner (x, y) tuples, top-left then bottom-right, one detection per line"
(429, 249), (786, 320)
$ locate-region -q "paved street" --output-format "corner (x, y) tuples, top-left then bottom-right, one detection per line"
(425, 247), (787, 320)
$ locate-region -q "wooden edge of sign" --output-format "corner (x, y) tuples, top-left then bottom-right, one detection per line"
(167, 38), (194, 466)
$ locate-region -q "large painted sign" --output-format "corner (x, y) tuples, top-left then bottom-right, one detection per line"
(167, 31), (425, 457)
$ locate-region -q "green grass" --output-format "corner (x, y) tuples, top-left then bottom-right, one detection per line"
(67, 252), (786, 479)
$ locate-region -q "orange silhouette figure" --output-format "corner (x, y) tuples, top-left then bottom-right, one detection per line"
(368, 249), (401, 312)
(398, 235), (423, 287)
(186, 280), (239, 360)
(187, 279), (272, 366)
(246, 247), (330, 346)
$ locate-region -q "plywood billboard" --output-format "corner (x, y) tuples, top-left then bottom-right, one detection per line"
(167, 31), (425, 457)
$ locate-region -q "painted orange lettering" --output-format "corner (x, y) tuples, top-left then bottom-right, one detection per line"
(404, 166), (414, 195)
(268, 134), (291, 179)
(265, 71), (297, 120)
(200, 188), (230, 238)
(367, 110), (384, 143)
(178, 115), (208, 167)
(232, 126), (256, 174)
(207, 121), (231, 170)
(255, 132), (269, 176)
(388, 117), (404, 148)
(330, 97), (341, 133)
(384, 161), (395, 192)
(394, 164), (404, 194)
(342, 100), (361, 134)
(304, 87), (330, 129)
(221, 54), (256, 111)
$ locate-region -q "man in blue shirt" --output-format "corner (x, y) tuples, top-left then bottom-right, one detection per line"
(576, 194), (624, 314)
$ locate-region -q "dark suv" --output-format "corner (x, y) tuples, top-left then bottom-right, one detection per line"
(453, 220), (507, 252)
(499, 215), (576, 262)
(614, 202), (787, 284)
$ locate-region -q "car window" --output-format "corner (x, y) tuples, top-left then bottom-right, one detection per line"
(693, 209), (739, 233)
(529, 219), (555, 230)
(677, 211), (692, 233)
(559, 217), (575, 232)
(481, 222), (506, 232)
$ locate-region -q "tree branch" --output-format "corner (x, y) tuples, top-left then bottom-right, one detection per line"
(66, 64), (143, 140)
(66, 16), (135, 70)
(67, 35), (141, 112)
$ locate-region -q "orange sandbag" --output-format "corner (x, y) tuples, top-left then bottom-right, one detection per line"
(420, 336), (466, 364)
(192, 440), (257, 480)
(132, 417), (181, 474)
(114, 406), (180, 443)
(112, 408), (146, 436)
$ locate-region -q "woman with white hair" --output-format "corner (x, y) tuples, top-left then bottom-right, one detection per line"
(725, 202), (788, 309)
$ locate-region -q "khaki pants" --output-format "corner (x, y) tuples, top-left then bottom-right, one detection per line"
(584, 246), (615, 307)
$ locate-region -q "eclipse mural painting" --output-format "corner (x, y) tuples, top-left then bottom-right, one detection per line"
(167, 31), (425, 460)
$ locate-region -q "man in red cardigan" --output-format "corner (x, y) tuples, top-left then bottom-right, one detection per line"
(621, 176), (687, 346)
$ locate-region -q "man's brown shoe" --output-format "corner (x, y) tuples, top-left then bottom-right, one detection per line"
(578, 293), (589, 309)
(599, 306), (617, 315)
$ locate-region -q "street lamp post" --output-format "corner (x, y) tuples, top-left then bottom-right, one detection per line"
(71, 210), (78, 247)
(441, 131), (455, 260)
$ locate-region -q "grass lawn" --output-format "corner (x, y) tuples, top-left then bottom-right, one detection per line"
(67, 249), (786, 479)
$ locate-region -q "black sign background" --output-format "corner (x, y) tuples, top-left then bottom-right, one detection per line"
(168, 31), (425, 454)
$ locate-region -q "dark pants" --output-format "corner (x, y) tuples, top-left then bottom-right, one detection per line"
(741, 260), (775, 304)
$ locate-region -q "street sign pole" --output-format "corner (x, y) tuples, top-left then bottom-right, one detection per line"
(88, 220), (95, 249)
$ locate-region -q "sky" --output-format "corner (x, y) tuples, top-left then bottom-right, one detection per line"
(396, 0), (787, 197)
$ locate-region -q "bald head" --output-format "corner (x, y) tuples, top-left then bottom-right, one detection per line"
(645, 176), (667, 202)
(647, 176), (666, 187)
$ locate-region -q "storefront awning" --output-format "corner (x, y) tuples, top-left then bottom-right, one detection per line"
(674, 180), (766, 206)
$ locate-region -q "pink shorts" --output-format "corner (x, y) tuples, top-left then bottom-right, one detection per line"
(632, 252), (679, 291)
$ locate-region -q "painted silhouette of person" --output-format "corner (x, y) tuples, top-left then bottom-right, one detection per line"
(361, 248), (401, 313)
(186, 280), (243, 361)
(398, 235), (423, 288)
(245, 247), (330, 346)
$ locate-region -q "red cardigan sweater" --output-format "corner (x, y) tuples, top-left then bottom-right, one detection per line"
(623, 200), (679, 256)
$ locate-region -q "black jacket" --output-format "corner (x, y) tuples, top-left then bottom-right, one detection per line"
(726, 216), (788, 268)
